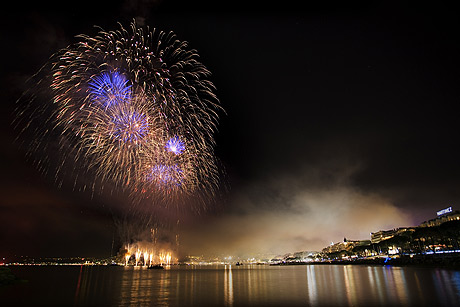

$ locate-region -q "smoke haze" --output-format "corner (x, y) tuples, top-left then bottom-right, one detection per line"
(181, 166), (413, 257)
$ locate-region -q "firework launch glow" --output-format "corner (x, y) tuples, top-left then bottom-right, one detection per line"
(123, 241), (174, 266)
(17, 21), (223, 207)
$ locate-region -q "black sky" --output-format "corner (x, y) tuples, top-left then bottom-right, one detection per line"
(2, 1), (460, 259)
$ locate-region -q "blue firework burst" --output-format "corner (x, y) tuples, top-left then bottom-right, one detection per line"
(149, 164), (183, 187)
(111, 110), (149, 143)
(88, 71), (132, 107)
(165, 136), (185, 155)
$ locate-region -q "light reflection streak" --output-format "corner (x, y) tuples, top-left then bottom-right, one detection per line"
(434, 270), (449, 302)
(343, 265), (357, 306)
(158, 270), (170, 306)
(252, 265), (266, 304)
(435, 270), (458, 304)
(382, 266), (394, 305)
(74, 265), (83, 305)
(131, 266), (141, 303)
(224, 264), (234, 306)
(393, 268), (409, 305)
(452, 271), (460, 297)
(190, 265), (195, 303)
(247, 264), (252, 304)
(144, 268), (153, 303)
(413, 272), (425, 302)
(77, 266), (92, 304)
(119, 267), (132, 305)
(367, 266), (377, 300)
(373, 267), (385, 303)
(306, 265), (318, 306)
(332, 265), (345, 302)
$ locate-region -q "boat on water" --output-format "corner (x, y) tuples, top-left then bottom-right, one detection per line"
(148, 264), (164, 270)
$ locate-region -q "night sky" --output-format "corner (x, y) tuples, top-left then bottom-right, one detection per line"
(2, 1), (460, 259)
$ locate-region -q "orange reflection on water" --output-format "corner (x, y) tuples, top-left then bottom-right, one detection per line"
(306, 265), (318, 306)
(70, 264), (460, 306)
(224, 264), (234, 306)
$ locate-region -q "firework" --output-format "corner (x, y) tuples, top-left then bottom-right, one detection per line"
(17, 21), (223, 208)
(123, 241), (175, 266)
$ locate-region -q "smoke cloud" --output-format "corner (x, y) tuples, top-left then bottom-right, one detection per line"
(181, 165), (413, 258)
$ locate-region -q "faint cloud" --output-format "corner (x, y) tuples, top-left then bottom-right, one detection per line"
(181, 166), (413, 257)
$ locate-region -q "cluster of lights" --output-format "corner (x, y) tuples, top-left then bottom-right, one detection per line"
(124, 243), (173, 266)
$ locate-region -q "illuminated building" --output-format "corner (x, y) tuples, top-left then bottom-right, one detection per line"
(370, 227), (415, 244)
(419, 206), (460, 227)
(322, 238), (371, 254)
(371, 230), (395, 244)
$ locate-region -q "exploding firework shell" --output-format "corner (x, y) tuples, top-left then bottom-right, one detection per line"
(19, 21), (223, 208)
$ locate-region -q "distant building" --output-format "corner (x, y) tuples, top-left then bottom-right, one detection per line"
(370, 207), (459, 244)
(291, 251), (321, 261)
(419, 206), (460, 227)
(322, 238), (371, 254)
(371, 230), (395, 244)
(293, 251), (316, 259)
(370, 227), (415, 244)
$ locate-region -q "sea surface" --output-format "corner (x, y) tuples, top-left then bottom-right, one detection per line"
(2, 264), (460, 306)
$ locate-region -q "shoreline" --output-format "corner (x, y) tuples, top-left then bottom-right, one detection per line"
(271, 253), (460, 269)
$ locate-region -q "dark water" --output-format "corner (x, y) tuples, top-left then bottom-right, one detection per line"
(2, 264), (460, 306)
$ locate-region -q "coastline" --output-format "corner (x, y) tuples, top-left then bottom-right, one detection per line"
(271, 253), (460, 269)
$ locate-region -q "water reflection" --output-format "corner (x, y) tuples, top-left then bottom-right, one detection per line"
(306, 265), (318, 306)
(67, 265), (460, 306)
(451, 271), (460, 297)
(224, 265), (234, 306)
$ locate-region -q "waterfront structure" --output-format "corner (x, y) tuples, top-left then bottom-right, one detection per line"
(419, 206), (460, 227)
(371, 227), (415, 244)
(318, 206), (459, 259)
(291, 251), (320, 262)
(322, 239), (370, 254)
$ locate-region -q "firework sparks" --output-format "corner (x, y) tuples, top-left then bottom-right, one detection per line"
(149, 164), (183, 187)
(17, 21), (224, 208)
(88, 71), (133, 108)
(165, 136), (186, 155)
(124, 241), (175, 266)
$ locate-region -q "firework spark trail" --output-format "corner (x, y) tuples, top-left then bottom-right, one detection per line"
(16, 21), (224, 210)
